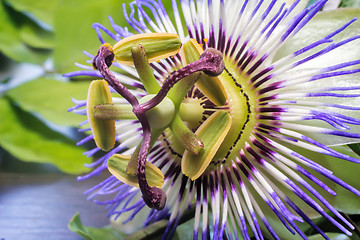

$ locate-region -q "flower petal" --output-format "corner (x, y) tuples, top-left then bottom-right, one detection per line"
(272, 69), (360, 146)
(274, 9), (360, 69)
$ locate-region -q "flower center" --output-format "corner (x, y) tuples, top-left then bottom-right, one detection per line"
(162, 60), (257, 172)
(90, 38), (226, 209)
(211, 61), (257, 166)
(90, 36), (257, 209)
(179, 96), (205, 130)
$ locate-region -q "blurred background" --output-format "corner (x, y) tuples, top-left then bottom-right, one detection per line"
(0, 0), (134, 239)
(0, 0), (359, 239)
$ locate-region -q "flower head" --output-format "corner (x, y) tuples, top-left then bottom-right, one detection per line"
(67, 0), (360, 239)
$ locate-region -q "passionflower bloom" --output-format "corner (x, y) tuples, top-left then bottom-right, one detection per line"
(67, 0), (360, 239)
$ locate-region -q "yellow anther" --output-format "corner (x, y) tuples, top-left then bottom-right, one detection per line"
(113, 33), (182, 65)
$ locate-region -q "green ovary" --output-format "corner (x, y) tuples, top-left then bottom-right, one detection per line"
(179, 98), (204, 130)
(165, 60), (257, 172)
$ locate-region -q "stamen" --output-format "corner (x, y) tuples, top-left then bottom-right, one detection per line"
(170, 114), (204, 155)
(131, 44), (161, 94)
(94, 104), (135, 120)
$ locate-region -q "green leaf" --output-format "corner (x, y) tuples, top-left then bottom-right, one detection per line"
(306, 0), (320, 8)
(0, 2), (51, 64)
(0, 53), (16, 83)
(274, 8), (360, 69)
(325, 145), (360, 214)
(69, 213), (126, 240)
(53, 0), (133, 73)
(0, 98), (90, 174)
(348, 143), (360, 157)
(20, 19), (54, 49)
(122, 208), (196, 240)
(4, 0), (60, 27)
(6, 77), (89, 127)
(308, 233), (351, 240)
(171, 218), (196, 240)
(279, 144), (360, 215)
(123, 220), (169, 240)
(340, 0), (360, 8)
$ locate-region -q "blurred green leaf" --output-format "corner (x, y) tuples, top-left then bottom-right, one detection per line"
(291, 144), (360, 215)
(69, 213), (126, 240)
(0, 53), (15, 83)
(151, 219), (196, 240)
(340, 0), (360, 7)
(6, 77), (89, 127)
(53, 0), (133, 73)
(20, 20), (54, 49)
(308, 233), (351, 240)
(124, 208), (196, 240)
(306, 0), (320, 7)
(348, 143), (360, 157)
(0, 98), (90, 174)
(171, 218), (196, 240)
(0, 2), (51, 64)
(124, 220), (169, 240)
(326, 145), (360, 214)
(4, 0), (60, 27)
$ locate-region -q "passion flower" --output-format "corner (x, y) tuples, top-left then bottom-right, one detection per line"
(66, 0), (360, 239)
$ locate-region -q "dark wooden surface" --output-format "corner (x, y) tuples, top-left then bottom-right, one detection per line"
(0, 172), (110, 240)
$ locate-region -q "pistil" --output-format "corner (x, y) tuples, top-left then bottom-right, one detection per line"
(92, 43), (224, 210)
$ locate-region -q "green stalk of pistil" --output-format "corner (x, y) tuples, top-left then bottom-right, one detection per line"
(126, 44), (207, 174)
